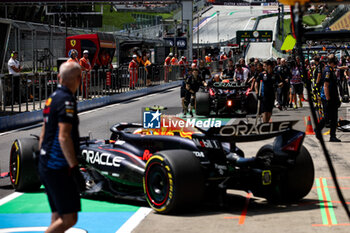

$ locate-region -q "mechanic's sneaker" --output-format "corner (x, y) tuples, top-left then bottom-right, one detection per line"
(329, 137), (341, 142)
(190, 111), (194, 117)
(293, 105), (298, 110)
(277, 105), (282, 111)
(289, 103), (293, 108)
(299, 100), (303, 108)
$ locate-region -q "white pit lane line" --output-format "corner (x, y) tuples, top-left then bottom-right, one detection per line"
(115, 207), (152, 233)
(0, 192), (23, 206)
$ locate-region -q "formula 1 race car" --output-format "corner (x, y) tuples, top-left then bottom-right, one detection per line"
(9, 118), (314, 214)
(196, 81), (258, 116)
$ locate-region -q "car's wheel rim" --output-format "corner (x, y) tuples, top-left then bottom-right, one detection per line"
(9, 143), (19, 185)
(145, 162), (169, 206)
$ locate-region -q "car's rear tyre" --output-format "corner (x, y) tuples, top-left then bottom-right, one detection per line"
(144, 150), (204, 214)
(9, 138), (41, 191)
(256, 145), (314, 202)
(246, 92), (258, 114)
(195, 92), (210, 116)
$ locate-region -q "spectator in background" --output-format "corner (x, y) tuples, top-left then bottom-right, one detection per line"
(79, 50), (91, 98)
(7, 51), (24, 102)
(8, 51), (22, 75)
(129, 55), (138, 89)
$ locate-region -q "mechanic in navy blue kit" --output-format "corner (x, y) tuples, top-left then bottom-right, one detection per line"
(184, 67), (206, 117)
(38, 62), (85, 233)
(316, 54), (342, 142)
(255, 60), (282, 123)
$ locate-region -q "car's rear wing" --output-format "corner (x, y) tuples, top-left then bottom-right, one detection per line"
(195, 120), (299, 143)
(210, 82), (250, 90)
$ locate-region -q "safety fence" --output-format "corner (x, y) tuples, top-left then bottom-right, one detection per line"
(0, 65), (182, 115)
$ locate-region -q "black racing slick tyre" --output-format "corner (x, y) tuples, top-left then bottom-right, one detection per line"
(143, 150), (204, 214)
(246, 92), (258, 114)
(256, 145), (314, 202)
(9, 138), (41, 191)
(195, 92), (210, 116)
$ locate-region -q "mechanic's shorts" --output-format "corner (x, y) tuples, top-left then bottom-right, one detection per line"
(180, 86), (186, 98)
(38, 161), (81, 215)
(291, 83), (303, 95)
(261, 97), (274, 113)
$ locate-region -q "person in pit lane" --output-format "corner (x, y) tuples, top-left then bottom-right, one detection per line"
(198, 60), (211, 84)
(255, 60), (282, 123)
(184, 67), (206, 117)
(317, 54), (342, 142)
(221, 63), (235, 81)
(233, 63), (249, 84)
(207, 73), (222, 86)
(38, 62), (85, 233)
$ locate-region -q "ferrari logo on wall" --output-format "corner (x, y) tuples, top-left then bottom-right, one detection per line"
(70, 39), (76, 47)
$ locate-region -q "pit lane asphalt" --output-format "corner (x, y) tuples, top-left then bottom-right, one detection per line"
(1, 87), (350, 232)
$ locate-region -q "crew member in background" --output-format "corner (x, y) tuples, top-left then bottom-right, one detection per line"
(67, 50), (79, 63)
(39, 62), (84, 233)
(129, 55), (138, 89)
(276, 58), (291, 110)
(221, 63), (235, 81)
(317, 55), (342, 142)
(255, 60), (282, 123)
(171, 54), (179, 66)
(142, 55), (152, 86)
(198, 60), (211, 85)
(185, 67), (203, 117)
(79, 50), (91, 98)
(233, 63), (249, 84)
(181, 67), (192, 115)
(178, 56), (188, 78)
(246, 63), (257, 90)
(239, 58), (248, 69)
(164, 53), (173, 82)
(208, 74), (222, 86)
(220, 52), (227, 61)
(205, 53), (212, 65)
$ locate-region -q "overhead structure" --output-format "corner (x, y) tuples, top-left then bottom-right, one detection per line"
(1, 0), (180, 4)
(278, 0), (350, 5)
